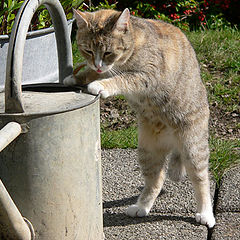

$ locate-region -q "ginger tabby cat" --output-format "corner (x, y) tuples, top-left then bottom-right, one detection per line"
(64, 8), (215, 228)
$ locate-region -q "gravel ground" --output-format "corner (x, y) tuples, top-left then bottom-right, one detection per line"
(101, 149), (240, 240)
(102, 149), (212, 240)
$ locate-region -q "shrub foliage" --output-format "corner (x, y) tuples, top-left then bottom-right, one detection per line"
(89, 0), (239, 30)
(1, 0), (238, 34)
(0, 0), (83, 35)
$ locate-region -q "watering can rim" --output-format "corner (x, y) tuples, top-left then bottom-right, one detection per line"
(0, 94), (99, 118)
(0, 82), (99, 118)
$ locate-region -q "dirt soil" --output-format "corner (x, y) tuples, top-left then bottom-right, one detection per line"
(100, 97), (240, 140)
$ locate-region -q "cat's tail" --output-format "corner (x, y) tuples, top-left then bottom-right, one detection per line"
(73, 61), (87, 75)
(168, 151), (186, 182)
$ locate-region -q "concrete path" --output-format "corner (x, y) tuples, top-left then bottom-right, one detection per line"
(211, 166), (240, 240)
(101, 149), (240, 240)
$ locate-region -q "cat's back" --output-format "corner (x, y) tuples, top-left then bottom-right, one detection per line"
(131, 16), (184, 39)
(127, 15), (209, 124)
(130, 16), (195, 61)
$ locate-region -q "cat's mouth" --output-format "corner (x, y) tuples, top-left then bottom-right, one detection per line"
(92, 64), (114, 74)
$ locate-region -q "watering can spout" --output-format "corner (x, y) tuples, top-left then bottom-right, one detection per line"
(0, 122), (34, 239)
(0, 180), (34, 240)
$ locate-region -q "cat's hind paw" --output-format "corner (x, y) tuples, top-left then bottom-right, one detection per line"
(63, 75), (76, 86)
(126, 204), (149, 218)
(87, 81), (110, 98)
(196, 212), (215, 228)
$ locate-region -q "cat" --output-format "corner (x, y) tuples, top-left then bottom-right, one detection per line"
(64, 8), (216, 228)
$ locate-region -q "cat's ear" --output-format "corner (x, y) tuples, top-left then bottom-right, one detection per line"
(73, 9), (88, 28)
(115, 8), (130, 32)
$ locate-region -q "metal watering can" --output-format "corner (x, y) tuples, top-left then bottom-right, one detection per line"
(0, 0), (103, 239)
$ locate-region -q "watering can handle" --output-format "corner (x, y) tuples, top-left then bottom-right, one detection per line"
(5, 0), (73, 113)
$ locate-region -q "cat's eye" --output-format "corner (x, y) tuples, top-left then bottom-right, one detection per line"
(104, 52), (112, 57)
(84, 49), (93, 55)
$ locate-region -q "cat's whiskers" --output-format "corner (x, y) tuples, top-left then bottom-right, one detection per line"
(110, 67), (124, 79)
(108, 69), (116, 78)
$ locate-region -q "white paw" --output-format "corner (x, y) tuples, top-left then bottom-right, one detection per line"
(87, 81), (110, 98)
(196, 211), (215, 228)
(126, 204), (149, 218)
(63, 75), (76, 86)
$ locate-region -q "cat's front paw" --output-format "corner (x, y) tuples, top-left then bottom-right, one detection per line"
(196, 211), (215, 228)
(87, 81), (110, 98)
(126, 204), (150, 217)
(63, 75), (76, 86)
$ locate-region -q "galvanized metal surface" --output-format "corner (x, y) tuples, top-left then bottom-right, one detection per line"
(0, 122), (22, 152)
(0, 86), (98, 120)
(0, 0), (103, 239)
(0, 100), (103, 240)
(0, 179), (32, 240)
(0, 20), (73, 93)
(5, 0), (73, 113)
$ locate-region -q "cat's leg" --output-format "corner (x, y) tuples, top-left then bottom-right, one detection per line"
(64, 66), (105, 86)
(126, 148), (167, 217)
(87, 77), (120, 98)
(63, 74), (77, 86)
(86, 72), (151, 98)
(168, 150), (186, 182)
(180, 129), (215, 228)
(126, 120), (168, 217)
(87, 81), (111, 98)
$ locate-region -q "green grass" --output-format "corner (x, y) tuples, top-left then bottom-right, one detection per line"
(186, 28), (240, 112)
(72, 41), (85, 67)
(101, 126), (138, 149)
(209, 137), (240, 186)
(187, 28), (240, 72)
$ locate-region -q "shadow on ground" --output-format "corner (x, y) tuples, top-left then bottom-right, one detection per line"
(103, 196), (199, 228)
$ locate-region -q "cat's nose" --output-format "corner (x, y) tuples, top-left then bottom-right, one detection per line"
(95, 59), (103, 69)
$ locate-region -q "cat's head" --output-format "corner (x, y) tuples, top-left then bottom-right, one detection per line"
(73, 8), (133, 74)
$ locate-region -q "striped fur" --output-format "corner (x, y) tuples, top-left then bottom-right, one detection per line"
(67, 8), (215, 228)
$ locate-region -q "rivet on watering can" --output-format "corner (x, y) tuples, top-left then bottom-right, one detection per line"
(20, 123), (30, 134)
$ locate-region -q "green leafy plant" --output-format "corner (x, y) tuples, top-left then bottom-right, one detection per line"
(129, 0), (235, 30)
(88, 0), (238, 30)
(77, 0), (117, 12)
(0, 0), (84, 35)
(0, 0), (24, 34)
